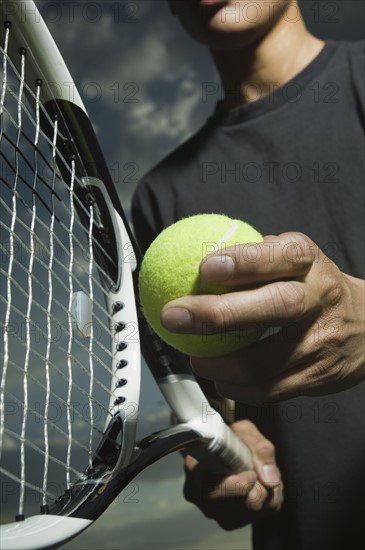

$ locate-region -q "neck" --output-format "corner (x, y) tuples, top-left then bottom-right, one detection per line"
(212, 15), (324, 108)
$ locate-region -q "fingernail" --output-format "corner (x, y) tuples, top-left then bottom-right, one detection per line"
(201, 255), (235, 281)
(161, 307), (193, 332)
(261, 464), (280, 484)
(247, 486), (262, 506)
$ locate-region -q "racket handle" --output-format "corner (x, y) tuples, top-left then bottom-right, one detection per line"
(159, 374), (253, 474)
(205, 422), (253, 473)
(185, 416), (253, 474)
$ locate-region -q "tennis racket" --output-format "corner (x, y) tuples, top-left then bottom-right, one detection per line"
(0, 1), (253, 548)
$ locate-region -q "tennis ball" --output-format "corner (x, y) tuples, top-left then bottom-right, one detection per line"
(139, 214), (263, 357)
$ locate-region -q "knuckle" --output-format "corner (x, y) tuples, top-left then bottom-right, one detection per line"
(282, 232), (314, 266)
(323, 321), (343, 348)
(233, 419), (256, 434)
(265, 282), (306, 319)
(318, 261), (344, 307)
(246, 482), (267, 511)
(231, 418), (260, 440)
(310, 358), (343, 384)
(292, 231), (313, 249)
(254, 438), (276, 459)
(324, 278), (343, 307)
(310, 363), (330, 383)
(209, 297), (237, 328)
(269, 495), (284, 512)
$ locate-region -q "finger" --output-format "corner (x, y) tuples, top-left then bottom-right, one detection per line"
(231, 424), (283, 512)
(161, 233), (320, 336)
(183, 425), (282, 519)
(184, 453), (258, 487)
(184, 450), (258, 488)
(245, 482), (270, 511)
(183, 453), (257, 500)
(264, 484), (284, 512)
(183, 470), (265, 528)
(200, 319), (338, 403)
(215, 369), (307, 403)
(200, 233), (315, 287)
(208, 471), (259, 500)
(230, 421), (281, 490)
(219, 351), (349, 403)
(190, 321), (315, 387)
(183, 454), (199, 472)
(161, 275), (317, 334)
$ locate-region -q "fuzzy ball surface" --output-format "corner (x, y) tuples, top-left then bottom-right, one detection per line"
(138, 214), (263, 357)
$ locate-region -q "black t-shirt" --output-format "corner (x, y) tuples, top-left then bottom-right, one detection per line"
(132, 41), (365, 550)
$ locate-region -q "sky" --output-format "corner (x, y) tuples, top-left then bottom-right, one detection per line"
(2, 1), (364, 549)
(43, 0), (365, 217)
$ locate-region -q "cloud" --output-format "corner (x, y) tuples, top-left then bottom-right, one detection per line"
(125, 78), (202, 141)
(42, 0), (218, 209)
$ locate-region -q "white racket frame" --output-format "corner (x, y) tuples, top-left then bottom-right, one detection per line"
(0, 2), (253, 548)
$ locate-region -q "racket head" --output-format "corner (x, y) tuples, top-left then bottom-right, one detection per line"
(1, 3), (254, 548)
(1, 1), (142, 546)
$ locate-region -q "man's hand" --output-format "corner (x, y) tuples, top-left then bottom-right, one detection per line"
(183, 420), (283, 530)
(161, 233), (365, 402)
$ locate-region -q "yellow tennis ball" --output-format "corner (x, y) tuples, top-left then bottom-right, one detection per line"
(138, 214), (263, 357)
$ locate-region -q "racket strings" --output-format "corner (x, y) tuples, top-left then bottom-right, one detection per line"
(0, 398), (111, 487)
(1, 161), (116, 379)
(1, 44), (117, 292)
(0, 24), (9, 113)
(1, 129), (63, 213)
(1, 356), (112, 437)
(87, 204), (95, 469)
(1, 129), (116, 303)
(0, 22), (123, 521)
(2, 384), (105, 464)
(43, 114), (58, 507)
(0, 202), (116, 341)
(0, 38), (23, 471)
(18, 61), (44, 518)
(0, 294), (116, 407)
(0, 226), (120, 408)
(66, 160), (76, 490)
(0, 65), (117, 366)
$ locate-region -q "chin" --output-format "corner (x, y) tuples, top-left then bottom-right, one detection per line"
(191, 24), (270, 51)
(175, 0), (288, 50)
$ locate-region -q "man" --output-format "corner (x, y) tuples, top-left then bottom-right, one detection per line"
(132, 1), (364, 548)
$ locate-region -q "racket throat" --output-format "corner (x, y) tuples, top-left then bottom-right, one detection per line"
(47, 417), (126, 518)
(91, 416), (123, 470)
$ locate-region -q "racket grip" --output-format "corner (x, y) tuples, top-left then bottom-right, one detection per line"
(158, 374), (253, 474)
(187, 417), (253, 475)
